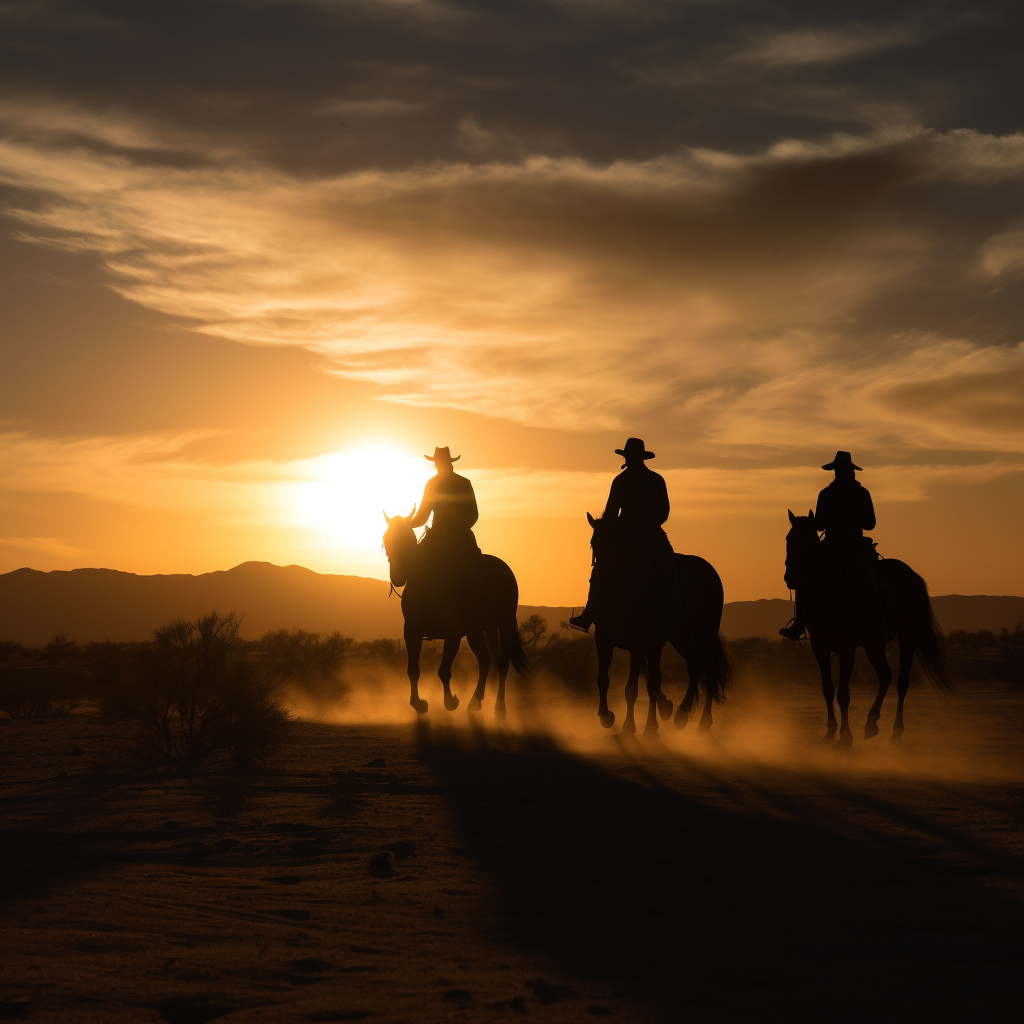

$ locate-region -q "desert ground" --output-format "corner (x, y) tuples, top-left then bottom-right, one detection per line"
(3, 667), (1023, 1023)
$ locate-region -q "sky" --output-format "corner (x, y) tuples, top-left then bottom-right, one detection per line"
(1, 0), (1022, 605)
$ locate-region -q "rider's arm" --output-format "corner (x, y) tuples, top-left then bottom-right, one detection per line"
(860, 488), (877, 532)
(409, 478), (434, 528)
(603, 474), (623, 518)
(653, 474), (670, 526)
(464, 481), (479, 529)
(813, 487), (831, 532)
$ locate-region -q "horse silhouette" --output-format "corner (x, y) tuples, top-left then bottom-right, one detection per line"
(785, 510), (953, 744)
(586, 512), (731, 734)
(382, 510), (529, 716)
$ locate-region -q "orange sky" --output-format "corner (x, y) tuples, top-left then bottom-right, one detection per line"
(1, 2), (1022, 604)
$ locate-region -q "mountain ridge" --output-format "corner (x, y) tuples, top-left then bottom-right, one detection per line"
(2, 562), (1021, 645)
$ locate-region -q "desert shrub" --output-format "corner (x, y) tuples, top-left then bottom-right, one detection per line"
(258, 628), (353, 681)
(356, 637), (405, 667)
(946, 625), (1024, 685)
(521, 618), (598, 694)
(104, 612), (290, 767)
(0, 664), (85, 717)
(0, 634), (89, 717)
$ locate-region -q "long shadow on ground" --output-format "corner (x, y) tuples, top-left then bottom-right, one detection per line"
(418, 724), (1023, 1022)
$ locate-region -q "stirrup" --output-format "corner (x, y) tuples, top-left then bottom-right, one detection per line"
(779, 619), (804, 642)
(568, 614), (592, 633)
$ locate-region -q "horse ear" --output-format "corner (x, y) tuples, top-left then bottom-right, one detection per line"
(787, 509), (796, 525)
(408, 505), (415, 519)
(587, 512), (596, 527)
(808, 509), (814, 520)
(383, 510), (392, 524)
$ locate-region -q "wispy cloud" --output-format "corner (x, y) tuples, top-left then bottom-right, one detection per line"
(0, 535), (90, 559)
(2, 109), (1022, 460)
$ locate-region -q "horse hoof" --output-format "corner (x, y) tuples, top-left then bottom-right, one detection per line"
(864, 720), (879, 740)
(468, 697), (482, 712)
(821, 731), (837, 744)
(839, 733), (853, 748)
(411, 698), (429, 715)
(698, 721), (712, 735)
(674, 710), (689, 731)
(622, 722), (636, 735)
(644, 724), (660, 737)
(657, 697), (673, 721)
(889, 733), (905, 746)
(444, 694), (460, 712)
(599, 711), (615, 729)
(494, 703), (506, 718)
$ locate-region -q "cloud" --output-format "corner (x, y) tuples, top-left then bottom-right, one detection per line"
(1, 112), (1022, 459)
(734, 25), (920, 68)
(0, 535), (90, 558)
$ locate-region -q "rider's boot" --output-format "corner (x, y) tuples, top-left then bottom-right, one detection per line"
(569, 605), (593, 633)
(779, 617), (806, 641)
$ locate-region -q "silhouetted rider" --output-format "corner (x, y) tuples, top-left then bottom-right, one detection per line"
(410, 446), (482, 621)
(780, 451), (885, 641)
(569, 437), (681, 633)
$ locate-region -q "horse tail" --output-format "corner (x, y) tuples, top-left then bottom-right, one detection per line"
(483, 553), (532, 678)
(502, 617), (532, 679)
(910, 570), (956, 696)
(679, 554), (732, 705)
(700, 630), (732, 705)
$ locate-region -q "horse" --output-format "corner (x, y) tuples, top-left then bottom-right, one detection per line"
(382, 511), (530, 717)
(784, 510), (954, 745)
(586, 513), (731, 735)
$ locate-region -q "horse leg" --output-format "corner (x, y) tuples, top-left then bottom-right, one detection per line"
(891, 631), (915, 744)
(437, 636), (461, 712)
(491, 627), (509, 718)
(697, 665), (714, 733)
(466, 631), (491, 713)
(838, 647), (855, 747)
(623, 653), (640, 735)
(863, 640), (893, 740)
(672, 640), (698, 731)
(814, 641), (837, 741)
(645, 646), (668, 735)
(405, 626), (427, 715)
(596, 633), (615, 729)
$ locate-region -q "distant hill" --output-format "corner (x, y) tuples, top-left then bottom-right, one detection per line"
(2, 563), (1021, 645)
(0, 563), (403, 645)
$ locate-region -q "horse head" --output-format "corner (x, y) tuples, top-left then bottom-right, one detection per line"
(784, 508), (819, 589)
(382, 506), (417, 587)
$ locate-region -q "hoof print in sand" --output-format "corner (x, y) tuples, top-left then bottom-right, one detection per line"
(387, 840), (416, 861)
(151, 996), (235, 1024)
(305, 1013), (371, 1022)
(272, 908), (311, 922)
(285, 957), (333, 985)
(367, 853), (393, 878)
(526, 979), (574, 1004)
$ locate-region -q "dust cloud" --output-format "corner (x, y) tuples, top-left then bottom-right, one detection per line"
(281, 650), (1024, 787)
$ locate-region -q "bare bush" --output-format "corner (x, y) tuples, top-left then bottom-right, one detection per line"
(104, 612), (290, 767)
(0, 635), (86, 717)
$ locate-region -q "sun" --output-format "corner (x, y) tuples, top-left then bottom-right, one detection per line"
(290, 443), (434, 551)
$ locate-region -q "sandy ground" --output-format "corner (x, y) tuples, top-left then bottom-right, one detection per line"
(2, 670), (1023, 1023)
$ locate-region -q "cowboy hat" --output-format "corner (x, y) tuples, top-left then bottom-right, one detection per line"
(822, 451), (862, 471)
(425, 446), (460, 463)
(614, 437), (655, 461)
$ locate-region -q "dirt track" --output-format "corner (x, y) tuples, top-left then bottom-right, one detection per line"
(2, 681), (1023, 1022)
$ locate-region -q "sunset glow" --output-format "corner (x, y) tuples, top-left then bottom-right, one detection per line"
(290, 445), (433, 551)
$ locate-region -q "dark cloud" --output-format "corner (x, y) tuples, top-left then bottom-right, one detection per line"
(1, 1), (1021, 175)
